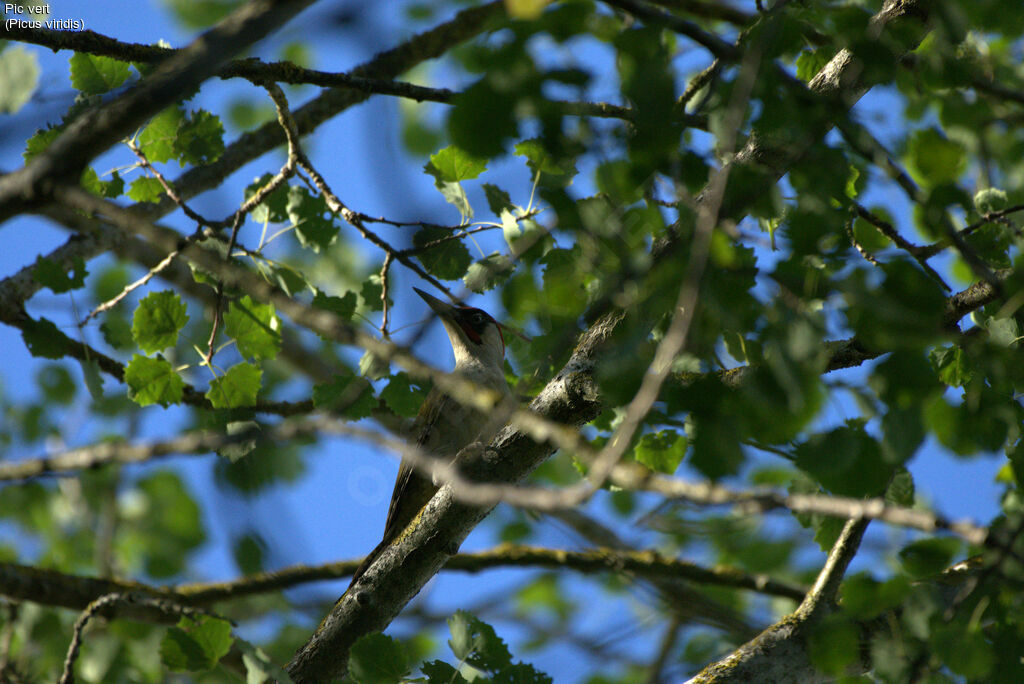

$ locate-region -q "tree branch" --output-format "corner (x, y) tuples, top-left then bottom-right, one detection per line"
(686, 517), (871, 683)
(0, 544), (805, 619)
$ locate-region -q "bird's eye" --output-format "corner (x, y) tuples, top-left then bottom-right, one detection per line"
(473, 313), (485, 325)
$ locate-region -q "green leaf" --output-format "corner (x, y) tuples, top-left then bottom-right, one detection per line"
(807, 615), (859, 675)
(287, 186), (337, 251)
(795, 423), (892, 497)
(245, 175), (290, 223)
(138, 107), (183, 163)
(933, 623), (994, 678)
(514, 139), (578, 178)
(930, 345), (973, 387)
(215, 442), (305, 494)
(984, 315), (1019, 347)
(905, 127), (965, 187)
(269, 263), (309, 297)
(160, 615), (233, 672)
(689, 410), (745, 480)
(127, 176), (165, 203)
(423, 146), (487, 219)
(206, 362), (261, 409)
(506, 0), (548, 19)
(100, 314), (134, 350)
(795, 47), (834, 82)
(427, 145), (488, 182)
(313, 373), (375, 419)
(501, 209), (523, 252)
(633, 430), (686, 474)
(23, 125), (61, 162)
(37, 364), (76, 405)
(80, 359), (105, 400)
(448, 611), (512, 671)
(539, 246), (588, 318)
(236, 640), (295, 683)
(81, 167), (124, 198)
(595, 159), (643, 204)
(360, 275), (386, 312)
(464, 253), (514, 293)
(380, 372), (429, 418)
(224, 295), (281, 360)
(421, 660), (470, 684)
(32, 255), (88, 293)
(217, 420), (260, 461)
(359, 350), (390, 381)
(898, 537), (961, 578)
(69, 52), (131, 94)
(0, 46), (40, 113)
(125, 354), (185, 406)
(431, 179), (472, 219)
(885, 468), (915, 507)
(232, 532), (265, 575)
(132, 290), (189, 353)
(176, 109), (224, 165)
(840, 573), (911, 620)
(482, 183), (514, 215)
(789, 475), (849, 552)
(851, 212), (892, 253)
(974, 187), (1008, 215)
(164, 0), (239, 29)
(348, 633), (409, 684)
(313, 289), (357, 321)
(21, 317), (66, 359)
(448, 77), (519, 158)
(516, 574), (573, 620)
(413, 227), (472, 280)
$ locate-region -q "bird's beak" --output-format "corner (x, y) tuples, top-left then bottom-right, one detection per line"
(413, 287), (458, 322)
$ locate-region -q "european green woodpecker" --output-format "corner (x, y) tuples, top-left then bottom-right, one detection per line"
(348, 287), (511, 586)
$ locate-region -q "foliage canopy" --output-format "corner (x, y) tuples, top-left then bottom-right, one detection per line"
(1, 0), (1023, 682)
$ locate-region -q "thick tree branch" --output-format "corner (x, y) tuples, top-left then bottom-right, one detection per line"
(285, 311), (617, 679)
(7, 13), (678, 128)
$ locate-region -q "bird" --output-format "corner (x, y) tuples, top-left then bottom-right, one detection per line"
(347, 287), (512, 587)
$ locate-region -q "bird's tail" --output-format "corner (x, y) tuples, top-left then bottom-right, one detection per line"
(343, 536), (390, 594)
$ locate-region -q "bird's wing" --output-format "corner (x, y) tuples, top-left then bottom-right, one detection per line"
(349, 390), (452, 585)
(381, 388), (452, 545)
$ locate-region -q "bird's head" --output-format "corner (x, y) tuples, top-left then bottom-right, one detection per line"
(413, 287), (505, 372)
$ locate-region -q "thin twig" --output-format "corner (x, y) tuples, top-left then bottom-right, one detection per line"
(846, 209), (882, 267)
(266, 84), (458, 300)
(126, 139), (219, 229)
(60, 593), (123, 684)
(918, 203), (1024, 258)
(204, 212), (245, 367)
(379, 251), (393, 337)
(0, 412), (991, 546)
(604, 0), (740, 61)
(837, 119), (1001, 291)
(59, 592), (227, 684)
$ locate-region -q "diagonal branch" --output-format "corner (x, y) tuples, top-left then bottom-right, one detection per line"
(687, 517), (871, 683)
